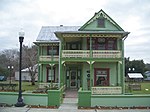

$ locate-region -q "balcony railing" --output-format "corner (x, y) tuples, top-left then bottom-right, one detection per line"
(39, 55), (59, 62)
(62, 50), (121, 58)
(39, 50), (121, 62)
(62, 50), (90, 58)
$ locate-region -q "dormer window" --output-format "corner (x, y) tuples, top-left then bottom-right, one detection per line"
(97, 18), (105, 28)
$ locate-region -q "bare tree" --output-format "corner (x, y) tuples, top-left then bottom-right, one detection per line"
(0, 49), (19, 76)
(22, 45), (37, 85)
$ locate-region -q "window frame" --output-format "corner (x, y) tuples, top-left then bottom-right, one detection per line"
(87, 38), (117, 50)
(94, 68), (110, 86)
(46, 66), (55, 82)
(47, 46), (59, 55)
(97, 18), (105, 28)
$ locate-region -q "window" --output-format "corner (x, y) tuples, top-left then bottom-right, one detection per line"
(47, 46), (59, 55)
(97, 18), (105, 28)
(94, 68), (109, 86)
(47, 67), (55, 82)
(87, 38), (116, 50)
(66, 42), (80, 50)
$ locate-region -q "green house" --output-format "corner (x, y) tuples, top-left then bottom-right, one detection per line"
(34, 9), (135, 107)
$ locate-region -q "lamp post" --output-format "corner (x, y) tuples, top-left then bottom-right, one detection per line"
(7, 66), (14, 84)
(15, 29), (25, 107)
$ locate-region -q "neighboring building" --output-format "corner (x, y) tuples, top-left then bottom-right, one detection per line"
(34, 9), (132, 106)
(144, 71), (150, 81)
(15, 65), (38, 81)
(127, 73), (143, 82)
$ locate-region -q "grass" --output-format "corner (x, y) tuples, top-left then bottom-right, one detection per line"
(0, 81), (38, 91)
(125, 82), (150, 94)
(0, 81), (150, 94)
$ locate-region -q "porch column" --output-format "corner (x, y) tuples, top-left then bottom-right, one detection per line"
(59, 41), (63, 88)
(121, 40), (125, 94)
(51, 45), (54, 61)
(87, 61), (94, 90)
(50, 64), (54, 88)
(90, 62), (94, 88)
(117, 62), (121, 86)
(90, 34), (92, 58)
(38, 64), (41, 82)
(41, 64), (43, 82)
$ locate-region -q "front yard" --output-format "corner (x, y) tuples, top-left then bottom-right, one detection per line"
(0, 81), (38, 91)
(0, 81), (150, 94)
(125, 82), (150, 94)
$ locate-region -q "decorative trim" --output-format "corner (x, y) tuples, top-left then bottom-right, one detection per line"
(62, 34), (121, 38)
(87, 61), (90, 64)
(61, 61), (65, 64)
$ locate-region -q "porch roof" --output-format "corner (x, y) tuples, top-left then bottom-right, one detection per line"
(55, 31), (129, 40)
(33, 41), (59, 46)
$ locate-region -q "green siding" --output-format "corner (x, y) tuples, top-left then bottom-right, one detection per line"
(0, 92), (47, 106)
(82, 63), (89, 90)
(78, 88), (91, 107)
(83, 19), (119, 31)
(47, 90), (61, 106)
(91, 95), (150, 107)
(47, 85), (64, 106)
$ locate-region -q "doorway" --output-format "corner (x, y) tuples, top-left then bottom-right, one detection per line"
(70, 70), (77, 88)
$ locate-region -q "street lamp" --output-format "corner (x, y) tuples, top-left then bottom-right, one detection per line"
(128, 68), (135, 73)
(15, 28), (25, 107)
(7, 66), (14, 84)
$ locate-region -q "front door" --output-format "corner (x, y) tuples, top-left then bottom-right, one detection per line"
(94, 68), (109, 86)
(70, 70), (77, 88)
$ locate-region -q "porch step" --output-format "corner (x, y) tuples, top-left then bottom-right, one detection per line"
(65, 89), (78, 98)
(59, 98), (78, 110)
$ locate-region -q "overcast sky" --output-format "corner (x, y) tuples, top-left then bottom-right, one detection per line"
(0, 0), (150, 63)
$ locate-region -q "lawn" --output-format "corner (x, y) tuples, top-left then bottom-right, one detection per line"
(125, 82), (150, 94)
(0, 81), (38, 91)
(0, 81), (150, 94)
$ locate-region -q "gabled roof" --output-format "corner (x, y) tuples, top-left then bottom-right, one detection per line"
(36, 26), (80, 42)
(79, 9), (124, 31)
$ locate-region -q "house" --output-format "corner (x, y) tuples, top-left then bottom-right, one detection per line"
(15, 65), (38, 81)
(144, 71), (150, 81)
(34, 9), (134, 107)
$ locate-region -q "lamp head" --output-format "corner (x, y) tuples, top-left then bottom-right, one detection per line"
(19, 28), (24, 42)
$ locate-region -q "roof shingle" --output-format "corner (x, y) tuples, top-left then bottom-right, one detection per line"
(36, 26), (80, 41)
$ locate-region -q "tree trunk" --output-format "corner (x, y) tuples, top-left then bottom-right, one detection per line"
(31, 75), (35, 85)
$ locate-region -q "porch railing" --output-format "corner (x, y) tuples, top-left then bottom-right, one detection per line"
(92, 86), (122, 95)
(62, 50), (121, 58)
(39, 55), (59, 62)
(62, 50), (90, 58)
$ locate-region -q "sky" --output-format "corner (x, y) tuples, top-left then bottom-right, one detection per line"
(0, 0), (150, 63)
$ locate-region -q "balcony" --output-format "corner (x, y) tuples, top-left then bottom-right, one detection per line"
(39, 55), (59, 62)
(62, 50), (121, 58)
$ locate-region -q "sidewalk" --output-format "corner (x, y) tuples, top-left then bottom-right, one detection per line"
(0, 107), (150, 112)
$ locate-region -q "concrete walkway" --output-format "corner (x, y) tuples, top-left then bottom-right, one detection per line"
(0, 94), (150, 112)
(0, 107), (150, 112)
(59, 98), (78, 110)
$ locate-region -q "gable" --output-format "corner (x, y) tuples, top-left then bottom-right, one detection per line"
(79, 9), (124, 31)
